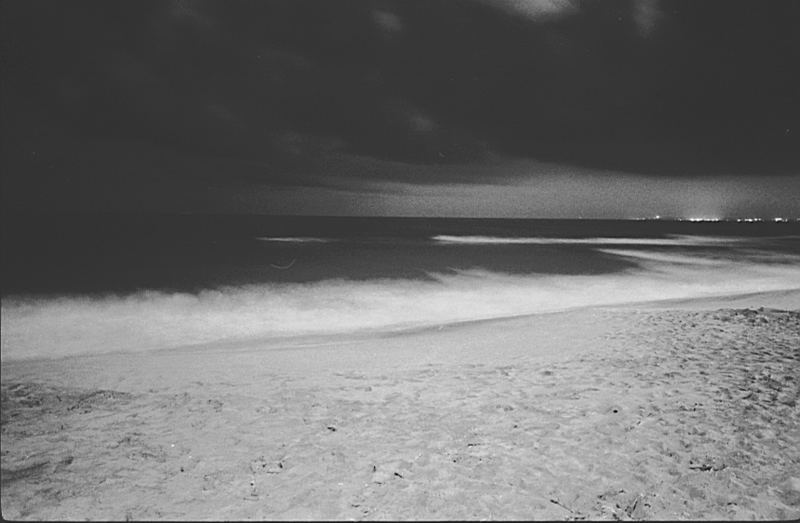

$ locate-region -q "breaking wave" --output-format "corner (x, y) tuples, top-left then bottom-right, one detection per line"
(2, 247), (799, 361)
(432, 235), (746, 246)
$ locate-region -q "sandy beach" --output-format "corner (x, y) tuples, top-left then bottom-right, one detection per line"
(2, 290), (799, 520)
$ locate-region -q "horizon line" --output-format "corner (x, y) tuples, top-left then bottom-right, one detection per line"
(1, 211), (798, 221)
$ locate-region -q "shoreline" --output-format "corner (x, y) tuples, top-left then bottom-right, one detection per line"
(3, 287), (799, 366)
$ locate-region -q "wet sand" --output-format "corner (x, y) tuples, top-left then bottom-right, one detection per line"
(2, 291), (799, 520)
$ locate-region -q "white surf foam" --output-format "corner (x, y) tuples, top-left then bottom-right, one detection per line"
(432, 235), (746, 246)
(2, 249), (799, 360)
(255, 237), (334, 243)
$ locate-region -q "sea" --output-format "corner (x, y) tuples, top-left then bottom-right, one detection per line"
(2, 214), (799, 360)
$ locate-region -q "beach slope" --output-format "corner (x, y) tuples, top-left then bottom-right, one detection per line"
(2, 291), (799, 520)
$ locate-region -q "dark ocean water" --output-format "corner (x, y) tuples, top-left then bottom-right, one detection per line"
(2, 214), (799, 359)
(3, 214), (799, 294)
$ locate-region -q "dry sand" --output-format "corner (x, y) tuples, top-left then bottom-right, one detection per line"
(2, 291), (799, 520)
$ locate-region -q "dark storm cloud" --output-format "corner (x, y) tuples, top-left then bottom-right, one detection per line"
(2, 0), (799, 205)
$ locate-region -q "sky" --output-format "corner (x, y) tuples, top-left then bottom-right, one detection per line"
(1, 0), (799, 218)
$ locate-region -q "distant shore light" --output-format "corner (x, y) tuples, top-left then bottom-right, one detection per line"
(685, 217), (721, 222)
